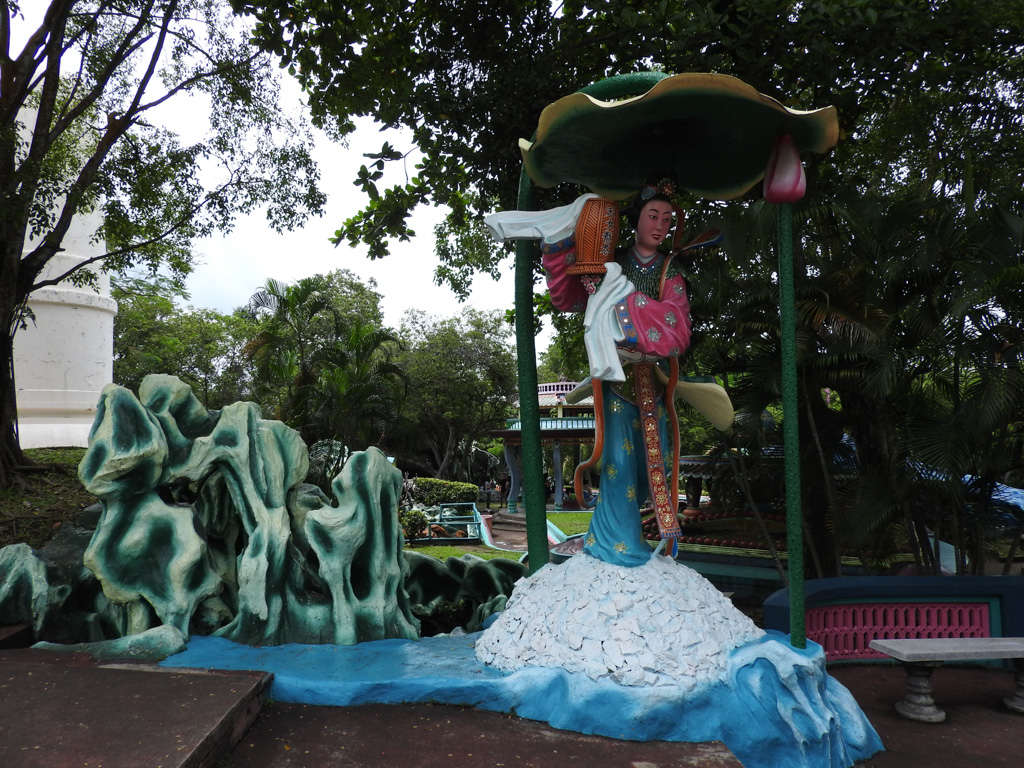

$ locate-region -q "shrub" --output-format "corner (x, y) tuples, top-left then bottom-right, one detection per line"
(413, 599), (474, 637)
(413, 477), (479, 507)
(399, 509), (429, 544)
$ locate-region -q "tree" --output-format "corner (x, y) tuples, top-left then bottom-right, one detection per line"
(316, 269), (386, 329)
(230, 1), (1024, 570)
(243, 269), (387, 413)
(308, 317), (406, 451)
(0, 0), (327, 485)
(244, 272), (405, 450)
(394, 308), (518, 479)
(111, 274), (184, 394)
(112, 274), (256, 407)
(536, 295), (588, 385)
(702, 188), (1024, 575)
(245, 274), (346, 431)
(233, 0), (1024, 270)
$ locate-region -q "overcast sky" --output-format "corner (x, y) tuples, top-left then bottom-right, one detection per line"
(162, 87), (556, 347)
(180, 112), (526, 335)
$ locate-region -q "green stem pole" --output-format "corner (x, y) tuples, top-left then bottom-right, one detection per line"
(515, 173), (549, 573)
(777, 201), (805, 648)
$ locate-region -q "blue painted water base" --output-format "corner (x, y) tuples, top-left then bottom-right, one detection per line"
(162, 630), (883, 768)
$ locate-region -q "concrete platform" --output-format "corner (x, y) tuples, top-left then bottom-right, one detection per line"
(0, 648), (271, 768)
(830, 664), (1024, 768)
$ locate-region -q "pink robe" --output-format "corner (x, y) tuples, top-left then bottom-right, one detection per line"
(542, 241), (692, 358)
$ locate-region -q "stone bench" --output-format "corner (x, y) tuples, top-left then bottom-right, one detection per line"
(869, 637), (1024, 722)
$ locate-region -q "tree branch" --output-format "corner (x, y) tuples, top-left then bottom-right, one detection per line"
(135, 51), (262, 117)
(25, 167), (250, 290)
(18, 4), (183, 282)
(117, 0), (177, 126)
(0, 0), (76, 125)
(54, 1), (143, 131)
(48, 2), (159, 139)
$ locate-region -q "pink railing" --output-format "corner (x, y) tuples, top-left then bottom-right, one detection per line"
(806, 601), (991, 661)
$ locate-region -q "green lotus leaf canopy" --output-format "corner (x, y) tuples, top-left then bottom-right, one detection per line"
(520, 72), (839, 201)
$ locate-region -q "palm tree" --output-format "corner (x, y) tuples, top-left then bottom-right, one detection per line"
(244, 275), (343, 437)
(307, 319), (406, 451)
(244, 276), (407, 476)
(691, 191), (1024, 576)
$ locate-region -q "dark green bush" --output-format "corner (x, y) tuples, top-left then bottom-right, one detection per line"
(399, 508), (429, 544)
(412, 599), (474, 637)
(413, 477), (479, 507)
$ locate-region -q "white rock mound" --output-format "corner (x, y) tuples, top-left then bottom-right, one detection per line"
(474, 552), (764, 691)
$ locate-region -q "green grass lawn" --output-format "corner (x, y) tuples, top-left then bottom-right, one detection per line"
(406, 511), (593, 562)
(549, 511), (592, 536)
(408, 544), (524, 561)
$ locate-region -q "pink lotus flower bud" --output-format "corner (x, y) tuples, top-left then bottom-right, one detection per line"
(764, 134), (806, 203)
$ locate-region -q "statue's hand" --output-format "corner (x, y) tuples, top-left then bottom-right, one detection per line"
(616, 348), (645, 363)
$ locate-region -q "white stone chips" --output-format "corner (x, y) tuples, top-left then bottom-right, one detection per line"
(474, 553), (764, 691)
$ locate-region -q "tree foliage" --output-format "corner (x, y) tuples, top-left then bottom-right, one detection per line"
(232, 0), (1024, 569)
(233, 0), (1024, 265)
(1, 0), (328, 484)
(243, 273), (405, 451)
(699, 189), (1024, 574)
(308, 318), (407, 451)
(394, 308), (518, 479)
(7, 0), (1023, 572)
(111, 274), (255, 407)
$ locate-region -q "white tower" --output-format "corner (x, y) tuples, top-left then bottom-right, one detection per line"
(12, 141), (117, 448)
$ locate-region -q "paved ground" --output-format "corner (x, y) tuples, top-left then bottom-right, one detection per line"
(225, 702), (744, 767)
(2, 643), (1022, 767)
(829, 664), (1024, 768)
(222, 663), (1024, 767)
(219, 663), (1024, 767)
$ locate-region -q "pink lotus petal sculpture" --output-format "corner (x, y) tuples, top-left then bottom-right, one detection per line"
(764, 134), (806, 203)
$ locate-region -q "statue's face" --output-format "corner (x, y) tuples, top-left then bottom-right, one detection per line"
(635, 200), (673, 256)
